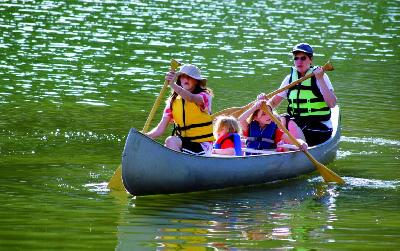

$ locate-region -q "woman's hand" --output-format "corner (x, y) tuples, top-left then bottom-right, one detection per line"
(253, 99), (266, 110)
(257, 93), (266, 100)
(165, 70), (177, 84)
(297, 139), (308, 151)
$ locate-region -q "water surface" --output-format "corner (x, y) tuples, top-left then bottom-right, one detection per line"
(0, 0), (399, 250)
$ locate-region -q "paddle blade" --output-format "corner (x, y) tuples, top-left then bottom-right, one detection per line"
(171, 59), (181, 70)
(315, 162), (345, 184)
(107, 165), (126, 191)
(321, 61), (334, 72)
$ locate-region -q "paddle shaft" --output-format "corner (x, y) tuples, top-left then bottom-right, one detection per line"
(108, 59), (181, 190)
(216, 61), (334, 118)
(260, 102), (345, 184)
(142, 59), (181, 133)
(267, 61), (334, 99)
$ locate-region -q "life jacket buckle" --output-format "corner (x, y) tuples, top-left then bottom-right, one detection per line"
(307, 99), (312, 113)
(172, 124), (182, 136)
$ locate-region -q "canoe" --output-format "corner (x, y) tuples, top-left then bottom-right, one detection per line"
(122, 106), (341, 196)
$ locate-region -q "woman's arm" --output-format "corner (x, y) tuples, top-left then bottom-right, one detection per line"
(280, 133), (308, 151)
(238, 101), (260, 133)
(212, 147), (235, 155)
(145, 116), (170, 139)
(169, 82), (204, 106)
(166, 71), (205, 106)
(268, 95), (284, 109)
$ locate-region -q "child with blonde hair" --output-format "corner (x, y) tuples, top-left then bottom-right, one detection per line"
(212, 116), (242, 156)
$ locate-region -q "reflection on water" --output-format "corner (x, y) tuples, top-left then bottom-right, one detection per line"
(115, 177), (400, 249)
(116, 181), (344, 250)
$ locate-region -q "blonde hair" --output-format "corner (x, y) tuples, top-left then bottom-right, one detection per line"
(214, 115), (241, 135)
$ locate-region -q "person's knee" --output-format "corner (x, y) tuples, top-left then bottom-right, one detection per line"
(288, 121), (305, 140)
(287, 121), (296, 134)
(165, 136), (181, 151)
(165, 136), (177, 148)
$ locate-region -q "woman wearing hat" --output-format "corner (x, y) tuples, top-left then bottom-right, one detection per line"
(146, 64), (215, 155)
(263, 43), (337, 146)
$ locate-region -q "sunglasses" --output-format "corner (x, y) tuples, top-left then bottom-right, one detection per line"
(293, 56), (307, 61)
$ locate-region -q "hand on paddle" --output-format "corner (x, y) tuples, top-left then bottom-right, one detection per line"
(108, 59), (182, 191)
(253, 99), (265, 110)
(165, 69), (177, 84)
(295, 138), (308, 151)
(313, 66), (325, 80)
(257, 92), (268, 101)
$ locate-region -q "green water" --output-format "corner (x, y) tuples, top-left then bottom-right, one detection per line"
(1, 0), (399, 250)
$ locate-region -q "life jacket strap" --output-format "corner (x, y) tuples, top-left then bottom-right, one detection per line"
(174, 121), (213, 132)
(288, 97), (323, 104)
(181, 133), (214, 141)
(288, 106), (330, 113)
(214, 133), (243, 156)
(247, 136), (275, 144)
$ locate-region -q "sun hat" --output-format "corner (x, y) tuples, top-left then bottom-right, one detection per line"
(177, 64), (207, 86)
(292, 43), (313, 56)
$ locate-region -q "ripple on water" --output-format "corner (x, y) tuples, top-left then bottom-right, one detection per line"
(341, 136), (400, 146)
(76, 98), (109, 106)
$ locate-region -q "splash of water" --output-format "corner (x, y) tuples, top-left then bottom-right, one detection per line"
(84, 182), (109, 194)
(311, 176), (400, 190)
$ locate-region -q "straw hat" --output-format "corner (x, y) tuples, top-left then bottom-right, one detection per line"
(176, 64), (207, 86)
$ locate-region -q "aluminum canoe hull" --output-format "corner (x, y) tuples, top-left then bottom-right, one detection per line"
(122, 106), (341, 196)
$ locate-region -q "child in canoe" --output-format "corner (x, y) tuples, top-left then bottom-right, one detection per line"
(238, 100), (307, 153)
(212, 116), (242, 156)
(145, 64), (215, 156)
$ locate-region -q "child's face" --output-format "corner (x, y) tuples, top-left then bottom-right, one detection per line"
(179, 74), (197, 92)
(255, 109), (272, 125)
(216, 126), (227, 138)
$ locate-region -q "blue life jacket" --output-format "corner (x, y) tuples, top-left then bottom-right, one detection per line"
(246, 121), (277, 150)
(214, 133), (242, 156)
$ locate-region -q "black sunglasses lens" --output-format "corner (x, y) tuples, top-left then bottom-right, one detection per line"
(294, 56), (307, 61)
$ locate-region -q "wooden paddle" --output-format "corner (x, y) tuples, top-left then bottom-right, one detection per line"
(212, 61), (334, 118)
(108, 59), (182, 191)
(260, 102), (345, 184)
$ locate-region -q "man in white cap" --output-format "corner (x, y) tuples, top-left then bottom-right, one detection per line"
(262, 43), (337, 146)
